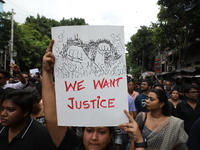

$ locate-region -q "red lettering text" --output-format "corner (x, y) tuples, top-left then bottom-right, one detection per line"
(64, 80), (85, 91)
(93, 77), (123, 89)
(67, 96), (115, 109)
(108, 99), (115, 108)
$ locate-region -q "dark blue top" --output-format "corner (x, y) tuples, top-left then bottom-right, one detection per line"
(134, 93), (148, 113)
(187, 117), (200, 150)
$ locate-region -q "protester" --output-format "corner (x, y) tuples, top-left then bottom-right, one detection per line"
(153, 84), (177, 116)
(42, 40), (147, 150)
(135, 81), (142, 94)
(187, 116), (200, 150)
(30, 86), (45, 125)
(128, 79), (139, 100)
(0, 88), (56, 149)
(164, 80), (173, 99)
(176, 84), (200, 134)
(134, 79), (153, 114)
(8, 76), (15, 84)
(135, 89), (188, 149)
(0, 63), (27, 89)
(168, 88), (181, 108)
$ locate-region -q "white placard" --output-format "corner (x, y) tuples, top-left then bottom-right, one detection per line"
(29, 68), (39, 77)
(52, 25), (128, 126)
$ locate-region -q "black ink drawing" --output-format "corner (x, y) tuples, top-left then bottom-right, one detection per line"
(54, 31), (126, 79)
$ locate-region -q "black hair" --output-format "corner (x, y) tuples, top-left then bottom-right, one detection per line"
(21, 72), (30, 78)
(29, 77), (37, 83)
(1, 88), (36, 115)
(184, 85), (198, 93)
(153, 84), (164, 90)
(170, 88), (179, 94)
(82, 127), (114, 134)
(142, 79), (153, 87)
(127, 79), (135, 84)
(0, 69), (11, 78)
(191, 80), (200, 86)
(150, 89), (170, 116)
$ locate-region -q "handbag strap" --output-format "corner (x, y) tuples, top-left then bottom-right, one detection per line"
(140, 112), (147, 132)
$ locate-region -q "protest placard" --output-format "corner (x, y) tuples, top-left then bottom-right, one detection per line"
(29, 68), (39, 77)
(52, 25), (128, 126)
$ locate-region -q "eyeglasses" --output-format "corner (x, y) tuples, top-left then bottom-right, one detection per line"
(188, 91), (198, 94)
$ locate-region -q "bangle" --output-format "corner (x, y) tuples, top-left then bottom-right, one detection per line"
(135, 139), (147, 148)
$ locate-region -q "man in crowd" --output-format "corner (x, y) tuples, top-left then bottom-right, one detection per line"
(135, 79), (153, 114)
(164, 80), (173, 99)
(0, 63), (27, 89)
(176, 85), (200, 134)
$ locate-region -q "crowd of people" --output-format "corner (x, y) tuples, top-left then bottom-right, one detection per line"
(0, 39), (199, 149)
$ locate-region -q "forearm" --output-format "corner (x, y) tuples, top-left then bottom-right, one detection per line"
(42, 70), (67, 147)
(17, 72), (26, 84)
(42, 40), (67, 147)
(42, 70), (56, 122)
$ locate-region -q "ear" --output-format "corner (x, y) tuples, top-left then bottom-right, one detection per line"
(160, 102), (165, 108)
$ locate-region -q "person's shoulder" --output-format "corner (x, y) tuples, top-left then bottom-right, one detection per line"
(170, 116), (184, 125)
(0, 123), (3, 129)
(31, 119), (49, 134)
(136, 93), (145, 99)
(133, 91), (139, 95)
(176, 100), (186, 106)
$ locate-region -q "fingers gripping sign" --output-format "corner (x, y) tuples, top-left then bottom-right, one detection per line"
(118, 110), (143, 143)
(43, 40), (55, 72)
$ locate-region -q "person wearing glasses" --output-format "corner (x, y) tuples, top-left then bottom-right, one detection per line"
(176, 84), (200, 134)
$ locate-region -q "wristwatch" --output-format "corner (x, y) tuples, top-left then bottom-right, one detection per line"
(135, 139), (148, 148)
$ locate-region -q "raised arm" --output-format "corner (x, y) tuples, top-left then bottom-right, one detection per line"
(9, 63), (26, 84)
(42, 40), (67, 147)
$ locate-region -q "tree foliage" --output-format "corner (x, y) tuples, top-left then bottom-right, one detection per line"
(126, 26), (156, 77)
(0, 12), (88, 71)
(0, 12), (11, 50)
(155, 0), (200, 59)
(126, 0), (200, 76)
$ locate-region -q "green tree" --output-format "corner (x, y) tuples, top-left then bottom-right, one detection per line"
(25, 14), (61, 39)
(126, 26), (156, 76)
(154, 0), (200, 65)
(14, 23), (50, 71)
(0, 11), (11, 51)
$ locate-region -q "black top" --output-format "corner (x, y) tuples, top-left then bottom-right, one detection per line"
(58, 128), (81, 150)
(0, 117), (56, 150)
(187, 117), (200, 150)
(176, 100), (200, 134)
